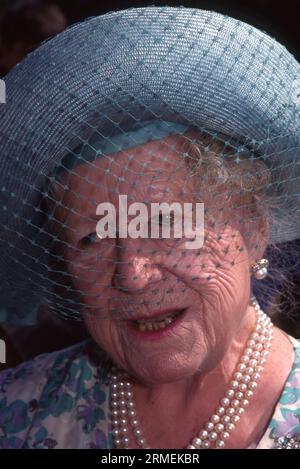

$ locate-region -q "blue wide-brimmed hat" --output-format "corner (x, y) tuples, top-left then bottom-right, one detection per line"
(0, 6), (299, 324)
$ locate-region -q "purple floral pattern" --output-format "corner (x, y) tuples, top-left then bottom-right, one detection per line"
(0, 337), (299, 449)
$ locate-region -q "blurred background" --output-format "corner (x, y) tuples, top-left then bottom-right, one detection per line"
(0, 0), (299, 370)
(1, 0), (300, 76)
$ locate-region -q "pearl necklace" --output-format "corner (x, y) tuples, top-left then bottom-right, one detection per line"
(109, 296), (273, 449)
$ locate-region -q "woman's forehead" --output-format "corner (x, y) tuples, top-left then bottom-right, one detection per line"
(63, 134), (190, 191)
(54, 135), (199, 227)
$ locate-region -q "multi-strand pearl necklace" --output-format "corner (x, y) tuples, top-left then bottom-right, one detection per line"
(109, 295), (273, 449)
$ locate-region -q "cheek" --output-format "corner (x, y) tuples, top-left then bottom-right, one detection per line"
(168, 227), (250, 331)
(168, 225), (249, 284)
(84, 314), (129, 368)
(65, 243), (116, 306)
(85, 316), (116, 354)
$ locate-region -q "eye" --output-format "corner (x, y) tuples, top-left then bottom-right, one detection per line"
(149, 212), (178, 241)
(81, 232), (99, 246)
(157, 212), (175, 226)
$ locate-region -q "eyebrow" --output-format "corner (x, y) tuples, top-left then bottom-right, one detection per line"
(85, 214), (101, 221)
(68, 212), (100, 231)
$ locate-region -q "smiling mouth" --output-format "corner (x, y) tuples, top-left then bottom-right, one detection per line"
(131, 308), (185, 332)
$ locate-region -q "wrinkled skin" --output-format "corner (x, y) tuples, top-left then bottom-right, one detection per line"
(54, 135), (294, 448)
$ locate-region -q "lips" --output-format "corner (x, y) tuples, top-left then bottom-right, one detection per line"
(126, 307), (187, 335)
(127, 307), (186, 322)
(133, 309), (184, 331)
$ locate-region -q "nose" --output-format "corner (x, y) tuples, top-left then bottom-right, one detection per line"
(112, 238), (163, 293)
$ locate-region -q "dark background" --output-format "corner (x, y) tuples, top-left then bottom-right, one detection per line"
(1, 0), (299, 57)
(68, 0), (300, 62)
(0, 0), (300, 59)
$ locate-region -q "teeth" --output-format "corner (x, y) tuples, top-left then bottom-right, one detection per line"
(134, 311), (181, 332)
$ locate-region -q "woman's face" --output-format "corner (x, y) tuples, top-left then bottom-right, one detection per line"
(55, 135), (266, 386)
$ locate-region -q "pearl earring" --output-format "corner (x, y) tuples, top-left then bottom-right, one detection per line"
(250, 258), (269, 280)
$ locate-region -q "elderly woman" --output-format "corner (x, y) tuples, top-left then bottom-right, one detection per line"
(0, 7), (299, 450)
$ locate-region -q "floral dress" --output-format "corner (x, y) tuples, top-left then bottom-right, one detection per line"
(0, 336), (299, 449)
